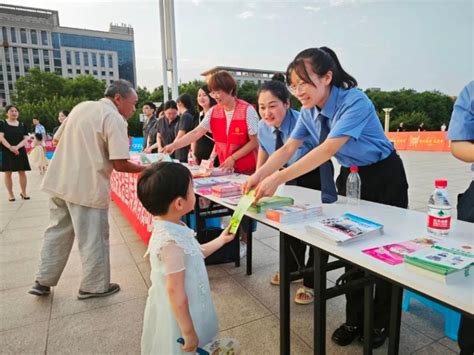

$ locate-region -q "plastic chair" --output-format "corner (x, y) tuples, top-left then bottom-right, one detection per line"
(402, 289), (460, 341)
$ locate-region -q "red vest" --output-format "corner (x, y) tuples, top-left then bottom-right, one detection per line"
(210, 98), (257, 174)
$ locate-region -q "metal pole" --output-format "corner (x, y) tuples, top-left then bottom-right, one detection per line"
(383, 108), (393, 132)
(159, 0), (169, 102)
(168, 0), (179, 99)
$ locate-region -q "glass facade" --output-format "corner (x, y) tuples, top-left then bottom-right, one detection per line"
(41, 31), (48, 45)
(56, 32), (135, 85)
(10, 28), (16, 43)
(20, 28), (27, 43)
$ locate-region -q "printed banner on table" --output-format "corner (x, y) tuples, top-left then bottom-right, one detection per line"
(110, 171), (153, 244)
(385, 132), (450, 152)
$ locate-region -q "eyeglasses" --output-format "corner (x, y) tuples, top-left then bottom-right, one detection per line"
(288, 81), (309, 95)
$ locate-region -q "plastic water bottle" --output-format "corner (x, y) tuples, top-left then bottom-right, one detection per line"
(427, 179), (451, 237)
(187, 149), (196, 166)
(346, 166), (361, 204)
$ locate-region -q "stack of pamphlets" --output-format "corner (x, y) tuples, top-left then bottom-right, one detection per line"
(363, 237), (439, 265)
(248, 196), (294, 213)
(305, 213), (383, 245)
(177, 337), (240, 355)
(193, 177), (229, 189)
(211, 183), (242, 198)
(140, 153), (172, 165)
(265, 204), (323, 223)
(404, 241), (474, 284)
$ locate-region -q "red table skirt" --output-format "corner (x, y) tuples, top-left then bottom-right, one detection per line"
(110, 171), (152, 244)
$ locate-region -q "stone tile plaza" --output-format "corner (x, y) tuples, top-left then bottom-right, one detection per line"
(1, 152), (471, 354)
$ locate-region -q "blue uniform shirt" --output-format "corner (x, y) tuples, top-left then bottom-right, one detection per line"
(258, 108), (317, 166)
(290, 86), (394, 167)
(448, 81), (474, 141)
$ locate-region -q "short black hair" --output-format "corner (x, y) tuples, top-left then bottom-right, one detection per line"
(34, 133), (43, 141)
(163, 100), (178, 111)
(137, 162), (192, 216)
(143, 101), (156, 111)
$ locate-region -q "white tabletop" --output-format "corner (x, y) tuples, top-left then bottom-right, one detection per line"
(194, 174), (474, 314)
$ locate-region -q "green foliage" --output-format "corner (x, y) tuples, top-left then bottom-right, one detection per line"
(64, 75), (106, 100)
(15, 96), (86, 133)
(365, 88), (455, 131)
(238, 81), (260, 105)
(13, 67), (66, 105)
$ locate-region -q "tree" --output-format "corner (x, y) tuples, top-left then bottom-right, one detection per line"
(238, 81), (260, 106)
(13, 68), (66, 105)
(64, 75), (106, 101)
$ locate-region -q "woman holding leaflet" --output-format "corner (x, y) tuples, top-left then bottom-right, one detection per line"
(243, 47), (409, 349)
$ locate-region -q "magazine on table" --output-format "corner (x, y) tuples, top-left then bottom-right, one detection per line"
(404, 241), (474, 284)
(305, 213), (383, 245)
(265, 204), (323, 223)
(363, 237), (439, 265)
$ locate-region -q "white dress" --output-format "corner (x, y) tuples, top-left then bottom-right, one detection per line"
(141, 220), (218, 355)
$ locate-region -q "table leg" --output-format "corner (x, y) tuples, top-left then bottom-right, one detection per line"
(363, 271), (374, 355)
(246, 219), (253, 275)
(280, 232), (291, 355)
(388, 285), (403, 355)
(313, 247), (326, 355)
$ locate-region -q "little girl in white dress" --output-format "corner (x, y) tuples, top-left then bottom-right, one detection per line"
(28, 133), (48, 174)
(137, 162), (235, 354)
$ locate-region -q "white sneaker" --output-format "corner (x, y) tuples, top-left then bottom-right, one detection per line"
(240, 241), (247, 258)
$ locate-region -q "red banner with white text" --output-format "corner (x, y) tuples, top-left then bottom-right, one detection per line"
(385, 132), (450, 152)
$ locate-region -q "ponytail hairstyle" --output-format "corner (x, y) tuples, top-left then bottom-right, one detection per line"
(177, 93), (196, 116)
(257, 80), (291, 104)
(286, 47), (357, 89)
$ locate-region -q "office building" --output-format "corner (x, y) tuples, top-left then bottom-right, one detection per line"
(0, 3), (136, 106)
(201, 66), (285, 87)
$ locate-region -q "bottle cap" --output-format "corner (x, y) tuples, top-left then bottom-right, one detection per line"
(434, 179), (447, 188)
(350, 166), (358, 173)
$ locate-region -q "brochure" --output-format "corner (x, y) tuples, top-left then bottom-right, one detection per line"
(363, 237), (439, 265)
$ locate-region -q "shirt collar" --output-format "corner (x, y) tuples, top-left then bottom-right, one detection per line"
(100, 98), (120, 113)
(271, 109), (294, 135)
(320, 85), (339, 119)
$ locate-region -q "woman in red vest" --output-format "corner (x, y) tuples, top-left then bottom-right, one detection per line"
(162, 71), (259, 174)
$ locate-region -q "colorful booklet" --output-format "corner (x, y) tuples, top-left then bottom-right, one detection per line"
(305, 213), (383, 245)
(140, 153), (172, 165)
(177, 337), (240, 355)
(363, 237), (439, 265)
(248, 196), (294, 213)
(211, 183), (242, 198)
(404, 242), (474, 284)
(265, 204), (323, 224)
(193, 177), (229, 189)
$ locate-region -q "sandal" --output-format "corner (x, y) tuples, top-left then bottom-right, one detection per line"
(20, 193), (30, 200)
(270, 272), (303, 286)
(9, 197), (15, 202)
(294, 287), (314, 305)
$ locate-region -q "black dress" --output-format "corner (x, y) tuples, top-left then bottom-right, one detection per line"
(0, 119), (31, 172)
(194, 112), (217, 165)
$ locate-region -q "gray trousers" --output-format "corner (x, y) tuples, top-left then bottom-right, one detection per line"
(36, 197), (110, 293)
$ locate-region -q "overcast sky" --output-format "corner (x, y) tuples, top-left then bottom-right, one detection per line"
(4, 0), (473, 95)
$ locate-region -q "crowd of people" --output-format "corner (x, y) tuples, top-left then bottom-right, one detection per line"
(0, 45), (472, 355)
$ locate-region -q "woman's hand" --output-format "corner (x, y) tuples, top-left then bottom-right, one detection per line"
(182, 330), (199, 353)
(242, 173), (262, 194)
(255, 173), (281, 201)
(161, 143), (175, 155)
(143, 146), (153, 154)
(219, 155), (235, 172)
(9, 146), (19, 155)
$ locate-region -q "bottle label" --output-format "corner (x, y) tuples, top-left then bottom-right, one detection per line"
(427, 207), (451, 230)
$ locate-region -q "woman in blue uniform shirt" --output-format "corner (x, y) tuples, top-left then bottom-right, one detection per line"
(257, 79), (333, 304)
(244, 47), (409, 348)
(447, 81), (474, 355)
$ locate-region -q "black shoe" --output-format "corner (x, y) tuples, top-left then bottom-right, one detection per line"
(28, 281), (51, 296)
(359, 328), (388, 349)
(331, 323), (361, 346)
(77, 283), (120, 300)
